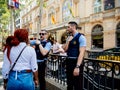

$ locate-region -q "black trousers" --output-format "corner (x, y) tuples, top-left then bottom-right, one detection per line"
(66, 59), (83, 90)
(38, 61), (46, 90)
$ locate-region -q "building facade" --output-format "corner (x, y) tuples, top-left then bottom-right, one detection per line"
(20, 0), (120, 50)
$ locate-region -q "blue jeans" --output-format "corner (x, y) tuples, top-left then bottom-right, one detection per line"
(7, 71), (35, 90)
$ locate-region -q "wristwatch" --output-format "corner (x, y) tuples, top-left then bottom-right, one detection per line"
(75, 65), (80, 68)
(36, 43), (41, 45)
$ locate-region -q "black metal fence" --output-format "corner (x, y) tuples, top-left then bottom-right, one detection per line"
(46, 54), (67, 85)
(83, 58), (120, 90)
(46, 53), (120, 90)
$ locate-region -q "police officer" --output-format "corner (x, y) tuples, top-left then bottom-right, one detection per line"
(35, 30), (52, 90)
(63, 21), (86, 90)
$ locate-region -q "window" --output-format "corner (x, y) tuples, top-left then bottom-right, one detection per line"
(62, 0), (73, 22)
(92, 25), (103, 49)
(94, 0), (102, 13)
(104, 0), (115, 10)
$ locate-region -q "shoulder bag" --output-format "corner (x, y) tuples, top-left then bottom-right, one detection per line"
(3, 46), (27, 89)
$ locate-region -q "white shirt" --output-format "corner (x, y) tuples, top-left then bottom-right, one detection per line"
(52, 42), (61, 54)
(2, 42), (38, 79)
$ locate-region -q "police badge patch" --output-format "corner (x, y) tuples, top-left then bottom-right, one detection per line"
(73, 41), (76, 45)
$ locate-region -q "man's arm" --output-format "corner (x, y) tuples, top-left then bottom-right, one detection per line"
(62, 36), (73, 51)
(77, 35), (86, 66)
(73, 34), (86, 76)
(73, 46), (86, 76)
(39, 42), (52, 56)
(77, 46), (86, 66)
(62, 41), (70, 52)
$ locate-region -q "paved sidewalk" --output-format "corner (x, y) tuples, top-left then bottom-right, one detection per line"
(0, 61), (4, 90)
(0, 51), (3, 62)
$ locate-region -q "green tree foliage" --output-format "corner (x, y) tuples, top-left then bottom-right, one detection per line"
(0, 0), (10, 29)
(0, 0), (10, 49)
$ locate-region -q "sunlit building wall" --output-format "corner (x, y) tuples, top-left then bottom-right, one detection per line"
(20, 0), (120, 50)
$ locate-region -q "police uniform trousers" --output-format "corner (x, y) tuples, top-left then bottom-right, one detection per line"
(38, 61), (46, 90)
(66, 58), (83, 90)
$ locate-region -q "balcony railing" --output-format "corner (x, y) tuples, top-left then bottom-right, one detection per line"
(103, 9), (115, 18)
(90, 12), (103, 22)
(80, 7), (120, 23)
(46, 53), (120, 90)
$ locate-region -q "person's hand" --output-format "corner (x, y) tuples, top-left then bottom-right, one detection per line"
(3, 79), (8, 90)
(34, 79), (39, 88)
(36, 40), (41, 45)
(66, 36), (73, 42)
(59, 48), (64, 53)
(73, 67), (80, 76)
(3, 83), (7, 90)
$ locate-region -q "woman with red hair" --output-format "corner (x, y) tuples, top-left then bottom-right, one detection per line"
(3, 35), (14, 63)
(2, 29), (38, 90)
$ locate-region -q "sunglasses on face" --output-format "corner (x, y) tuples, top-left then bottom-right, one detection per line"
(39, 33), (46, 36)
(67, 26), (70, 28)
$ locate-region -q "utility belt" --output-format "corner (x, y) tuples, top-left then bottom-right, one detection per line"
(37, 58), (47, 63)
(67, 57), (78, 60)
(11, 70), (32, 73)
